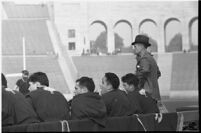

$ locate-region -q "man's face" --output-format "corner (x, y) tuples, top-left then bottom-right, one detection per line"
(74, 82), (84, 96)
(28, 82), (37, 92)
(100, 76), (111, 95)
(22, 74), (29, 81)
(132, 43), (143, 55)
(122, 82), (134, 93)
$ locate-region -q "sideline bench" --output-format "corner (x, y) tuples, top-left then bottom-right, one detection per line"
(2, 110), (199, 132)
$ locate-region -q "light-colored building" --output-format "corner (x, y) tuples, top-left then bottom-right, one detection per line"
(49, 1), (198, 56)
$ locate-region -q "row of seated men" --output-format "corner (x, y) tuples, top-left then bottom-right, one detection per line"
(2, 72), (159, 127)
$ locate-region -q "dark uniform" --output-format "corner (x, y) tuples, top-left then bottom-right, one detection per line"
(127, 90), (159, 114)
(71, 92), (107, 126)
(102, 89), (131, 117)
(2, 88), (39, 126)
(25, 87), (70, 122)
(136, 50), (161, 100)
(16, 79), (30, 95)
(126, 92), (143, 114)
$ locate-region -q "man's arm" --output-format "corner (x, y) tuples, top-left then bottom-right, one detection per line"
(136, 58), (151, 89)
(157, 65), (161, 79)
(14, 79), (20, 91)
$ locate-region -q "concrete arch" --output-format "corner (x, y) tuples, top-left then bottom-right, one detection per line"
(139, 18), (157, 33)
(164, 17), (181, 47)
(164, 17), (180, 30)
(114, 19), (133, 49)
(114, 19), (132, 29)
(90, 20), (108, 31)
(164, 17), (182, 52)
(89, 20), (109, 53)
(189, 16), (198, 47)
(139, 19), (158, 52)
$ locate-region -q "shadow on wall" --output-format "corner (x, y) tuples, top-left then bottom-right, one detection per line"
(190, 43), (198, 51)
(90, 31), (159, 54)
(166, 33), (182, 52)
(91, 31), (126, 54)
(92, 31), (108, 54)
(148, 36), (158, 52)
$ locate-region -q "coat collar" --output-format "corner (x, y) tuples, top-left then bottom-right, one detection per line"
(136, 50), (150, 61)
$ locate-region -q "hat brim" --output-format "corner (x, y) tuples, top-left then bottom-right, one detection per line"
(131, 42), (151, 47)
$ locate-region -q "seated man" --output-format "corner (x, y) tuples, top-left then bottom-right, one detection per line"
(71, 77), (107, 126)
(100, 72), (131, 117)
(121, 73), (159, 114)
(2, 73), (39, 126)
(26, 72), (70, 122)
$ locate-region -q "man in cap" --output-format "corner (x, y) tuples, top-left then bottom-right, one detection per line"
(14, 70), (30, 95)
(131, 34), (161, 103)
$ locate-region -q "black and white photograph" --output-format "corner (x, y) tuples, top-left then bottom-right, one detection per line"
(1, 0), (198, 131)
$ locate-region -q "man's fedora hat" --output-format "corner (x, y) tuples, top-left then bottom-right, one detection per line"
(131, 34), (151, 47)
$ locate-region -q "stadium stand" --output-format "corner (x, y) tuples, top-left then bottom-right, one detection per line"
(2, 2), (76, 94)
(2, 56), (69, 94)
(2, 20), (54, 55)
(2, 1), (49, 19)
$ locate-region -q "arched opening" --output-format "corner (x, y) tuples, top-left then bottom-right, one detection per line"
(189, 17), (198, 51)
(139, 19), (158, 52)
(114, 20), (132, 53)
(89, 20), (107, 54)
(164, 18), (182, 52)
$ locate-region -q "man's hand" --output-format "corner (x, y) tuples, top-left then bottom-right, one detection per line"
(13, 85), (19, 91)
(139, 89), (147, 97)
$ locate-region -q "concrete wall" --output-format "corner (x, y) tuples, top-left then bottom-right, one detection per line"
(72, 52), (198, 99)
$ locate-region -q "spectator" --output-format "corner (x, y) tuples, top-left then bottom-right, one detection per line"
(71, 76), (107, 126)
(2, 73), (39, 126)
(14, 70), (30, 95)
(121, 73), (159, 114)
(26, 72), (70, 122)
(100, 72), (131, 117)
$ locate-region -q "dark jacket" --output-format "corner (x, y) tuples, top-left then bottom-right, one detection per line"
(25, 87), (70, 122)
(71, 92), (107, 127)
(2, 88), (39, 126)
(126, 92), (143, 114)
(102, 89), (131, 117)
(136, 51), (161, 100)
(16, 79), (30, 95)
(127, 90), (159, 114)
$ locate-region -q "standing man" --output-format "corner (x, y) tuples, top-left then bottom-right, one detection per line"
(14, 70), (30, 95)
(131, 34), (161, 102)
